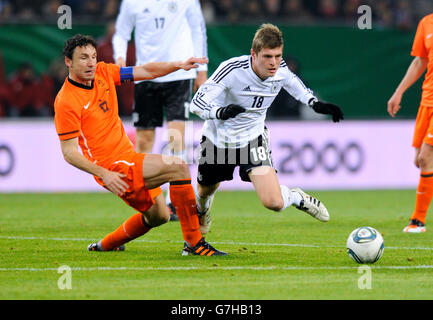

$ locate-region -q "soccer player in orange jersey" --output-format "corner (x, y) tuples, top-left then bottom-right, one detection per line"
(388, 14), (433, 233)
(54, 34), (226, 255)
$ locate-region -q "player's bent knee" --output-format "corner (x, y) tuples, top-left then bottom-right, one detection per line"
(158, 212), (170, 225)
(143, 197), (171, 227)
(156, 209), (171, 225)
(145, 211), (170, 227)
(261, 196), (284, 212)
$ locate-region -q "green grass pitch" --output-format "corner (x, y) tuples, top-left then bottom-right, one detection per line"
(1, 190), (433, 300)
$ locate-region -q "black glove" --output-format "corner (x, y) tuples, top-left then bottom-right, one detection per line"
(216, 104), (245, 120)
(310, 99), (344, 123)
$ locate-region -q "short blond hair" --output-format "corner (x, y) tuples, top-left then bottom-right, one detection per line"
(251, 23), (283, 54)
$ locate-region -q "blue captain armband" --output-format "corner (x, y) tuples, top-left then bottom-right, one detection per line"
(119, 67), (134, 83)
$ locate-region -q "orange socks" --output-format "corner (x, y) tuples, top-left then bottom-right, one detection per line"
(100, 180), (202, 250)
(411, 171), (433, 224)
(169, 179), (202, 247)
(100, 212), (151, 250)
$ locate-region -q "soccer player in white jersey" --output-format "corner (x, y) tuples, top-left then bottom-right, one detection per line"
(112, 0), (208, 220)
(190, 24), (344, 233)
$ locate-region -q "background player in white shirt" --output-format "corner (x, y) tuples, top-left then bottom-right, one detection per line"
(190, 24), (344, 233)
(113, 0), (208, 220)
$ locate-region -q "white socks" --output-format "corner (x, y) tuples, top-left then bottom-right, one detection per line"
(196, 192), (215, 213)
(280, 185), (303, 211)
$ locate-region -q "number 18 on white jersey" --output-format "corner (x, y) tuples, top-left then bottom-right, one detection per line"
(190, 55), (316, 148)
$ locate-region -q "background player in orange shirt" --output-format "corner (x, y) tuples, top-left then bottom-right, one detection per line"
(388, 14), (433, 233)
(54, 34), (226, 255)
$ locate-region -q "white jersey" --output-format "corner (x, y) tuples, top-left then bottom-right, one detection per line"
(112, 0), (207, 83)
(190, 55), (316, 148)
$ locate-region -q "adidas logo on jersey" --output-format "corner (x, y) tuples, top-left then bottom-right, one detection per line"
(242, 86), (251, 92)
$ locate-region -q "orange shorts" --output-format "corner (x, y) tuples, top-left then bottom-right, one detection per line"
(95, 152), (162, 213)
(413, 104), (433, 148)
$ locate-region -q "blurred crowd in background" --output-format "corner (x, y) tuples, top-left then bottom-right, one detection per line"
(0, 0), (430, 28)
(0, 0), (432, 118)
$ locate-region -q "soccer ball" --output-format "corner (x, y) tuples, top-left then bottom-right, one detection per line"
(346, 227), (384, 264)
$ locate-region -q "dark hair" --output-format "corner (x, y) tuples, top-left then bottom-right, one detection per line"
(251, 23), (283, 54)
(63, 34), (97, 59)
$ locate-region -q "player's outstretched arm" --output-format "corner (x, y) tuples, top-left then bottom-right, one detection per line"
(133, 57), (209, 81)
(309, 98), (344, 122)
(60, 138), (129, 196)
(387, 56), (428, 117)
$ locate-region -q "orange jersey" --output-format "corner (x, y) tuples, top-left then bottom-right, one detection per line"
(412, 14), (433, 106)
(54, 62), (134, 168)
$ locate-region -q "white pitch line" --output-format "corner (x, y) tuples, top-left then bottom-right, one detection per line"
(1, 265), (433, 272)
(1, 235), (433, 251)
